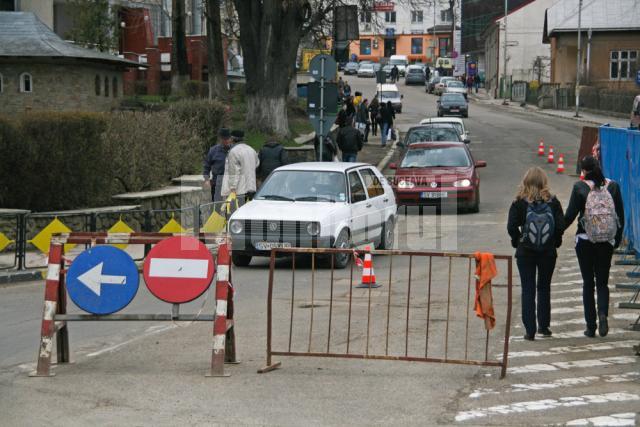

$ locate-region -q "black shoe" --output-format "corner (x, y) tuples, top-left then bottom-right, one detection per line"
(584, 329), (596, 338)
(598, 315), (608, 337)
(537, 327), (552, 337)
(524, 333), (535, 341)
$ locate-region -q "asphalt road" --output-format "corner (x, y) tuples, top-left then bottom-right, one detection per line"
(1, 75), (638, 425)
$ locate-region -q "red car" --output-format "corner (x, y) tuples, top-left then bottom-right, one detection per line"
(390, 142), (486, 212)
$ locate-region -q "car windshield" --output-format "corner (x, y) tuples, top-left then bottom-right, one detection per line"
(360, 64), (373, 70)
(441, 94), (466, 103)
(380, 91), (399, 98)
(390, 59), (407, 65)
(400, 147), (471, 168)
(256, 171), (346, 202)
(422, 123), (463, 134)
(406, 128), (461, 143)
(346, 62), (358, 68)
(447, 81), (464, 88)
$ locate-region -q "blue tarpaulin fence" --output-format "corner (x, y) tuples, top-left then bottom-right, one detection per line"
(599, 125), (640, 255)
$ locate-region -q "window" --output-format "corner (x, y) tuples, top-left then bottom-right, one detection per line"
(95, 75), (101, 96)
(411, 38), (423, 54)
(20, 73), (32, 93)
(112, 77), (118, 97)
(359, 169), (384, 198)
(348, 171), (367, 203)
(411, 10), (423, 24)
(104, 76), (109, 97)
(610, 50), (638, 80)
(441, 9), (453, 22)
(360, 11), (371, 23)
(360, 39), (372, 55)
(439, 37), (450, 57)
(385, 11), (396, 23)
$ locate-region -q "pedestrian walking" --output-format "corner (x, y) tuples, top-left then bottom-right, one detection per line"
(343, 81), (352, 98)
(338, 76), (345, 98)
(380, 101), (395, 147)
(203, 128), (233, 202)
(474, 73), (481, 93)
(336, 119), (363, 163)
(344, 96), (356, 126)
(369, 96), (380, 137)
(390, 65), (399, 83)
(564, 156), (624, 338)
(356, 98), (369, 143)
(257, 139), (288, 183)
(508, 167), (565, 341)
(221, 131), (260, 203)
(466, 75), (474, 94)
(314, 134), (338, 162)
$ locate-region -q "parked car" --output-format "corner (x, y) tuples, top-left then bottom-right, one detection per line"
(338, 61), (347, 71)
(357, 63), (376, 78)
(434, 76), (456, 96)
(405, 65), (426, 85)
(389, 54), (409, 76)
(401, 125), (462, 147)
(344, 61), (359, 75)
(382, 64), (394, 77)
(420, 117), (470, 143)
(377, 83), (403, 113)
(228, 163), (397, 267)
(437, 93), (469, 117)
(372, 62), (382, 72)
(390, 142), (486, 212)
(426, 75), (441, 93)
(444, 80), (468, 98)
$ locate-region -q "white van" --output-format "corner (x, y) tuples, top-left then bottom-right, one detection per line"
(377, 83), (403, 113)
(389, 55), (408, 76)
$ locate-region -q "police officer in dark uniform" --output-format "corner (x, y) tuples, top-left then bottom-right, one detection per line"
(203, 128), (233, 202)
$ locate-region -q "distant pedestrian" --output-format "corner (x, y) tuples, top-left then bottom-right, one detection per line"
(380, 101), (395, 147)
(203, 128), (233, 202)
(369, 96), (380, 137)
(353, 91), (362, 108)
(344, 96), (356, 125)
(221, 131), (260, 203)
(338, 76), (345, 98)
(336, 119), (363, 163)
(390, 65), (399, 83)
(425, 66), (431, 82)
(466, 75), (474, 94)
(474, 74), (481, 93)
(564, 156), (624, 338)
(335, 109), (348, 127)
(343, 81), (352, 98)
(508, 167), (565, 341)
(356, 98), (370, 143)
(257, 139), (288, 183)
(314, 134), (338, 162)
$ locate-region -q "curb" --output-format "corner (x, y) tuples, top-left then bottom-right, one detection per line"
(376, 141), (398, 171)
(0, 269), (43, 286)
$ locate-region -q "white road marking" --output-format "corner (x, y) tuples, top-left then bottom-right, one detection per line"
(469, 372), (640, 398)
(512, 313), (639, 329)
(511, 328), (630, 341)
(553, 306), (584, 314)
(553, 295), (628, 305)
(455, 392), (640, 422)
(504, 340), (639, 359)
(86, 324), (177, 357)
(566, 412), (637, 426)
(558, 272), (585, 278)
(552, 280), (585, 287)
(507, 356), (637, 374)
(148, 258), (210, 279)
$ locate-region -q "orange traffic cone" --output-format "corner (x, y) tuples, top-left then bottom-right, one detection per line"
(537, 139), (545, 156)
(580, 170), (585, 181)
(556, 154), (565, 173)
(547, 146), (555, 164)
(357, 246), (380, 288)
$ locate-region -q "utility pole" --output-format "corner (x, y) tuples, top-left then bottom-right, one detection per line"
(575, 0), (583, 117)
(450, 0), (455, 74)
(502, 0), (508, 105)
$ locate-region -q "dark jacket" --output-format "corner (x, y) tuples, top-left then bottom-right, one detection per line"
(345, 101), (356, 118)
(380, 104), (395, 126)
(336, 125), (363, 155)
(507, 196), (565, 257)
(356, 102), (369, 123)
(203, 143), (229, 183)
(257, 142), (288, 180)
(314, 135), (338, 161)
(369, 99), (380, 118)
(564, 180), (624, 247)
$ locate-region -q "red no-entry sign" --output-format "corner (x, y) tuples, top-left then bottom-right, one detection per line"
(143, 236), (215, 303)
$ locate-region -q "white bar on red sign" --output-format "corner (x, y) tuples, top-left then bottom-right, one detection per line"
(148, 258), (209, 279)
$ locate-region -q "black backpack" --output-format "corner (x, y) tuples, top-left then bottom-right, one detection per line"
(520, 200), (555, 251)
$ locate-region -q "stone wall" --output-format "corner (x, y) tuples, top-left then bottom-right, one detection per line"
(0, 61), (123, 114)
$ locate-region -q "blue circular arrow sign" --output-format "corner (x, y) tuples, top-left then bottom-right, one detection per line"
(66, 246), (139, 315)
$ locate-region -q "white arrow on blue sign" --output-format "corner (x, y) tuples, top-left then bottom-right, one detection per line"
(66, 246), (139, 315)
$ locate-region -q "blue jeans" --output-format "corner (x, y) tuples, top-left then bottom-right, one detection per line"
(342, 153), (357, 162)
(381, 122), (390, 146)
(516, 255), (556, 336)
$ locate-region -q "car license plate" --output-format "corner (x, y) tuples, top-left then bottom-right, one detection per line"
(450, 109), (460, 113)
(421, 192), (448, 199)
(254, 242), (292, 251)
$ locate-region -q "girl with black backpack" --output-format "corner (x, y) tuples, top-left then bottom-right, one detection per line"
(564, 156), (624, 338)
(508, 167), (565, 341)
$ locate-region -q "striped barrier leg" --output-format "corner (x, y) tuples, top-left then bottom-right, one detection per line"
(31, 243), (64, 377)
(207, 242), (233, 377)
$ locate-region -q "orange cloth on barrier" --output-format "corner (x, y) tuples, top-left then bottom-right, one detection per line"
(474, 252), (497, 330)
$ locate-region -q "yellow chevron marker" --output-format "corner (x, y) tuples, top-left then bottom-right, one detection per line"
(29, 218), (76, 254)
(0, 233), (14, 252)
(202, 194), (239, 233)
(108, 219), (134, 249)
(159, 217), (185, 234)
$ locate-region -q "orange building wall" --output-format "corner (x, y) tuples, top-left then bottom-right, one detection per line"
(350, 34), (442, 64)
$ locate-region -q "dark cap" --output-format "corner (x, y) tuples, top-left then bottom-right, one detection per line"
(231, 129), (244, 139)
(218, 128), (231, 138)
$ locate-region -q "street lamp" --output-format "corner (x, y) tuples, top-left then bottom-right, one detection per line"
(575, 0), (583, 117)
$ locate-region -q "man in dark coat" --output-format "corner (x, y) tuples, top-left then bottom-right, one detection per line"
(314, 135), (338, 161)
(257, 140), (288, 182)
(336, 122), (364, 162)
(203, 128), (233, 202)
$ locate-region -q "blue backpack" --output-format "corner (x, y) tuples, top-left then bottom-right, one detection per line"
(521, 201), (555, 251)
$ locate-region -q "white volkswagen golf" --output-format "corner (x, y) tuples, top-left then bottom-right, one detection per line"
(228, 162), (397, 268)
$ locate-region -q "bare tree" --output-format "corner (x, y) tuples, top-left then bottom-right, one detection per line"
(204, 0), (228, 100)
(171, 0), (190, 94)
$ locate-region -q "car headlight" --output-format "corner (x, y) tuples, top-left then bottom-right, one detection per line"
(398, 180), (415, 189)
(306, 222), (320, 236)
(453, 179), (472, 188)
(229, 220), (243, 234)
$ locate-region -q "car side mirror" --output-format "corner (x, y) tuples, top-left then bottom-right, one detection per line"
(389, 162), (397, 170)
(475, 160), (487, 168)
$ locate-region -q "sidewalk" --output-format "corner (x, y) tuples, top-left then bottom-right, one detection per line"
(469, 88), (630, 128)
(354, 128), (397, 171)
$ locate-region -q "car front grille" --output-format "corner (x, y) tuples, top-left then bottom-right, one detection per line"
(240, 220), (312, 238)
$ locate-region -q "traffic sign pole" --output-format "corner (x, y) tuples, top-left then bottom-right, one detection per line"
(319, 57), (325, 161)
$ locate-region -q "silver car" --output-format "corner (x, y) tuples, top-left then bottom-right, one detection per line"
(405, 65), (426, 85)
(444, 80), (468, 99)
(357, 63), (376, 78)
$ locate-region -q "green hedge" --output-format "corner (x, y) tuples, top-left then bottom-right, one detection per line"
(168, 99), (229, 155)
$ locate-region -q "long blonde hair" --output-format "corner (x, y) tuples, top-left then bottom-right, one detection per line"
(516, 167), (552, 202)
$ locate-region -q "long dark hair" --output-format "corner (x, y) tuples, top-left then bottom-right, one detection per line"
(581, 156), (605, 187)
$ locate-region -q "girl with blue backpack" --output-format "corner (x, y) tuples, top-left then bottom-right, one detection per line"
(508, 167), (565, 341)
(564, 156), (624, 338)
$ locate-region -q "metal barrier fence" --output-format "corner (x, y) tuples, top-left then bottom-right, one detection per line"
(258, 248), (513, 378)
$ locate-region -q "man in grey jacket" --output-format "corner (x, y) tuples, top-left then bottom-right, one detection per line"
(221, 130), (260, 202)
